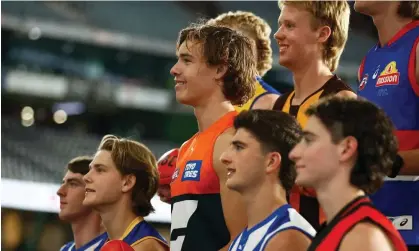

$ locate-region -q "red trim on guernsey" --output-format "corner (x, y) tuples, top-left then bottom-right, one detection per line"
(395, 130), (419, 151)
(387, 20), (419, 46)
(358, 56), (366, 82)
(408, 36), (419, 96)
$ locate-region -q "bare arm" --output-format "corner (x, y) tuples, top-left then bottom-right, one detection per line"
(213, 128), (248, 251)
(132, 238), (168, 251)
(252, 93), (281, 110)
(264, 229), (311, 251)
(340, 222), (395, 251)
(398, 149), (419, 175)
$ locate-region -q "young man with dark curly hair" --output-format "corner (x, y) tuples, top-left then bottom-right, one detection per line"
(289, 96), (407, 251)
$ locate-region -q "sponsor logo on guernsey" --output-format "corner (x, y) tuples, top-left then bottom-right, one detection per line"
(376, 61), (400, 87)
(388, 215), (413, 230)
(359, 74), (368, 91)
(181, 160), (202, 181)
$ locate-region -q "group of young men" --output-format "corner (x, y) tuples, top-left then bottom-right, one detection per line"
(57, 1), (419, 251)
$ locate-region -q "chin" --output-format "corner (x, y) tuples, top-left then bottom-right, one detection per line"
(226, 179), (239, 191)
(278, 58), (293, 70)
(353, 2), (372, 14)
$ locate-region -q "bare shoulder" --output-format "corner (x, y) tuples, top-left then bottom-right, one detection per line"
(252, 93), (281, 110)
(335, 90), (357, 99)
(264, 229), (311, 251)
(132, 238), (168, 251)
(213, 127), (235, 178)
(340, 222), (395, 251)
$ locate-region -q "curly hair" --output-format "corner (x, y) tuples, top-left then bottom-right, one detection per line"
(207, 11), (273, 76)
(306, 96), (398, 194)
(398, 1), (419, 20)
(97, 135), (159, 217)
(177, 23), (257, 106)
(278, 1), (350, 72)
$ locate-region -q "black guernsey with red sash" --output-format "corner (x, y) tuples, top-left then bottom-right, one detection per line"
(308, 196), (407, 251)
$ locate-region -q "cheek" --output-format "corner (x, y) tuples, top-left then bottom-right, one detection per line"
(303, 144), (328, 163)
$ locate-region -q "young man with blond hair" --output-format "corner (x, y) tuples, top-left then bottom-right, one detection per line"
(272, 1), (356, 230)
(208, 11), (281, 111)
(83, 135), (169, 251)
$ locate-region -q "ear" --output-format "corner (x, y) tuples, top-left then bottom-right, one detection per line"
(338, 136), (358, 163)
(214, 64), (228, 82)
(266, 152), (282, 174)
(317, 25), (332, 44)
(121, 174), (136, 193)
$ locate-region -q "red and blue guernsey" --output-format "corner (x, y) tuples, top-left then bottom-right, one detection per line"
(357, 20), (419, 245)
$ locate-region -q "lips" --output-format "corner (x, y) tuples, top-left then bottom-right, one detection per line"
(175, 80), (186, 91)
(85, 188), (96, 193)
(279, 44), (289, 53)
(227, 167), (236, 177)
(60, 202), (67, 209)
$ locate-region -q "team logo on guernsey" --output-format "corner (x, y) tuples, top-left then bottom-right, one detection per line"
(359, 74), (368, 91)
(181, 160), (202, 181)
(376, 61), (400, 87)
(172, 168), (180, 182)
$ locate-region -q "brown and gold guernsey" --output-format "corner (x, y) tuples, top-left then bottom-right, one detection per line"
(273, 75), (354, 230)
(170, 111), (237, 251)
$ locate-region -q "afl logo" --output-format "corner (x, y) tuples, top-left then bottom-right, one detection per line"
(359, 74), (368, 91)
(171, 168), (180, 182)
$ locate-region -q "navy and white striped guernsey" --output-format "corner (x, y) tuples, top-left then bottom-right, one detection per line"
(229, 204), (316, 251)
(60, 232), (108, 251)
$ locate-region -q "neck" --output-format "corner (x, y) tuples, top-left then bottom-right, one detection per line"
(291, 59), (333, 105)
(97, 198), (139, 240)
(194, 98), (235, 132)
(372, 13), (412, 46)
(242, 179), (287, 229)
(71, 213), (103, 249)
(315, 170), (365, 223)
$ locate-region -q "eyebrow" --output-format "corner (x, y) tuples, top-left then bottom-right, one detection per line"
(62, 178), (83, 184)
(89, 163), (108, 170)
(231, 140), (247, 147)
(178, 52), (193, 59)
(302, 131), (317, 138)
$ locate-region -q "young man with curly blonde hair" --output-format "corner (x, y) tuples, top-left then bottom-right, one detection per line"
(208, 11), (281, 111)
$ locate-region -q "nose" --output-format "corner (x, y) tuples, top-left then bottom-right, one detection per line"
(170, 61), (180, 76)
(220, 150), (232, 166)
(57, 185), (66, 197)
(274, 26), (285, 42)
(289, 141), (302, 163)
(83, 170), (92, 184)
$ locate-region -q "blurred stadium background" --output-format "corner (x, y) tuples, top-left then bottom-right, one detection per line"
(1, 1), (378, 251)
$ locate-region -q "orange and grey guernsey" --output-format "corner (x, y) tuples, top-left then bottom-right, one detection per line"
(170, 111), (237, 251)
(273, 75), (354, 230)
